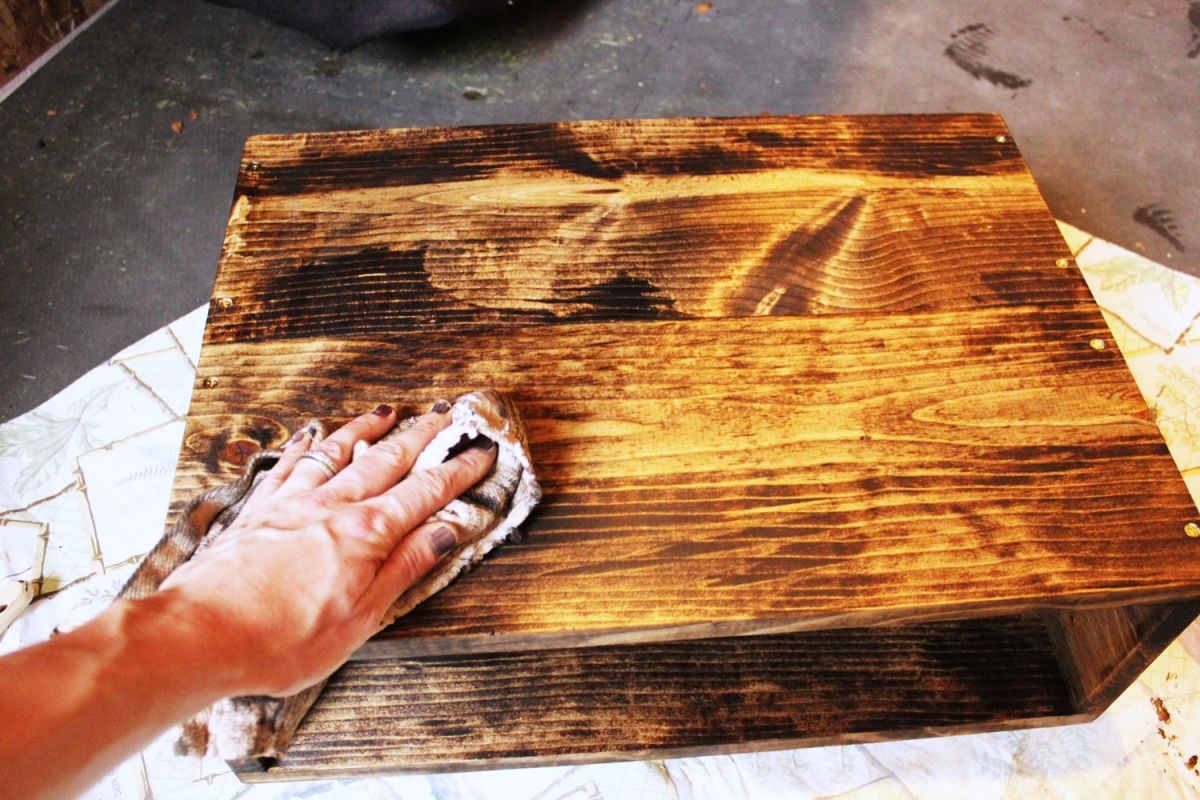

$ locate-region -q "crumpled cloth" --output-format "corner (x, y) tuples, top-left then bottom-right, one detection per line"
(117, 390), (541, 760)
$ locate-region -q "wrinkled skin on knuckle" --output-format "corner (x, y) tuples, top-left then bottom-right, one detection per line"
(369, 434), (416, 465)
(318, 439), (349, 463)
(305, 488), (344, 515)
(227, 498), (308, 535)
(414, 467), (457, 508)
(415, 413), (448, 435)
(379, 470), (451, 531)
(331, 504), (395, 547)
(395, 539), (434, 585)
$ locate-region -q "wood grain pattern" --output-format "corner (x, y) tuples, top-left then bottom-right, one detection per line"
(179, 306), (1200, 657)
(234, 115), (1029, 198)
(1044, 601), (1200, 710)
(204, 114), (1090, 344)
(178, 115), (1200, 773)
(239, 614), (1082, 779)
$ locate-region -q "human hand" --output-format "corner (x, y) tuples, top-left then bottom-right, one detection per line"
(156, 402), (496, 697)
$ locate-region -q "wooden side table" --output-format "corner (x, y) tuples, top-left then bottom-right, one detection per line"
(174, 115), (1200, 780)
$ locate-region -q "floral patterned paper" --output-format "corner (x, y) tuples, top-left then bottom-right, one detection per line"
(1066, 222), (1200, 508)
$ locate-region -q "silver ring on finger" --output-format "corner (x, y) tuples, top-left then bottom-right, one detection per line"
(298, 449), (340, 480)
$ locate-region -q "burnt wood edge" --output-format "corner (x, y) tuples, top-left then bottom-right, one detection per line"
(239, 112), (1009, 150)
(230, 713), (1095, 782)
(1042, 598), (1200, 713)
(356, 591), (1200, 660)
(230, 114), (1025, 199)
(231, 112), (1012, 171)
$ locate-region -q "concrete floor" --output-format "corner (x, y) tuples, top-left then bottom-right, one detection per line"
(1, 0), (1198, 419)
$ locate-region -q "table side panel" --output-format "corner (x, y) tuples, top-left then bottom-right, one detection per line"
(1043, 600), (1200, 711)
(240, 614), (1080, 779)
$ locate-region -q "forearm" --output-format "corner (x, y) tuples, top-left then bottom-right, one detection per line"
(0, 591), (240, 800)
(0, 401), (497, 797)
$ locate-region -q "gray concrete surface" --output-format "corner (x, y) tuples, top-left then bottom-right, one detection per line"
(2, 0), (1198, 419)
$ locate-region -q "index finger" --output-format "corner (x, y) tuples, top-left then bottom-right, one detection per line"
(360, 439), (498, 545)
(281, 404), (398, 494)
(361, 442), (499, 611)
(324, 403), (454, 502)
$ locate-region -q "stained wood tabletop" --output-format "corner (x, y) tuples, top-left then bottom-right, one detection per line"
(179, 114), (1200, 660)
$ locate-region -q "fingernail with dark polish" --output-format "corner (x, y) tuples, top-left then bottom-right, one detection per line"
(288, 429), (307, 444)
(429, 526), (457, 558)
(372, 404), (394, 417)
(470, 436), (497, 452)
(430, 399), (452, 414)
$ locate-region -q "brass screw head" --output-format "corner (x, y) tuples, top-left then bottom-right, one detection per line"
(215, 296), (234, 310)
(995, 134), (1008, 143)
(1055, 258), (1070, 269)
(1089, 338), (1106, 350)
(1186, 522), (1200, 538)
(201, 377), (219, 388)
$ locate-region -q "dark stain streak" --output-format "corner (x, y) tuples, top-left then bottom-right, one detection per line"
(821, 134), (1014, 177)
(234, 245), (553, 340)
(544, 123), (625, 180)
(1190, 2), (1200, 58)
(1134, 204), (1186, 252)
(549, 274), (687, 321)
(266, 246), (455, 326)
(638, 145), (768, 176)
(944, 24), (1032, 90)
(979, 269), (1045, 306)
(744, 130), (809, 149)
(246, 424), (277, 448)
(223, 243), (696, 340)
(200, 430), (233, 473)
